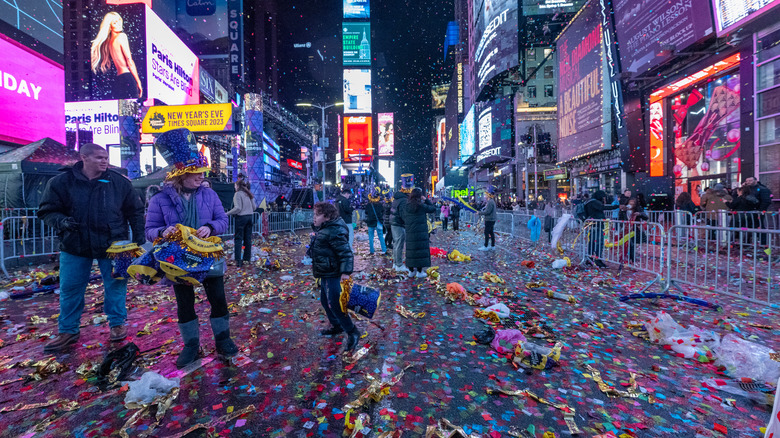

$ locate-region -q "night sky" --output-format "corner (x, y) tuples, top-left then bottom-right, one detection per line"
(277, 0), (454, 184)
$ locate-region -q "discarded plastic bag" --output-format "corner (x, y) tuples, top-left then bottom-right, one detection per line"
(716, 334), (780, 384)
(644, 311), (684, 344)
(513, 341), (562, 370)
(485, 303), (510, 318)
(491, 329), (526, 354)
(123, 371), (180, 406)
(764, 378), (780, 437)
(473, 327), (495, 345)
(667, 328), (720, 360)
(552, 258), (570, 269)
(703, 378), (775, 406)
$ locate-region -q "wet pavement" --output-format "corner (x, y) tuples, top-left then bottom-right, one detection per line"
(0, 225), (777, 437)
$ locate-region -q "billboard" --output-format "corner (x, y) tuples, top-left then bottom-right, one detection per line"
(343, 69), (372, 114)
(475, 95), (513, 166)
(713, 0), (780, 36)
(0, 36), (65, 145)
(432, 83), (450, 110)
(65, 100), (120, 146)
(343, 23), (371, 66)
(287, 159), (303, 170)
(344, 116), (373, 162)
(614, 0), (714, 74)
(344, 0), (370, 19)
(436, 117), (446, 166)
(0, 0), (63, 54)
(378, 113), (394, 156)
(473, 0), (519, 94)
(557, 1), (610, 163)
(522, 0), (585, 15)
(459, 105), (475, 160)
(141, 103), (233, 134)
(378, 159), (395, 185)
(64, 3), (198, 105)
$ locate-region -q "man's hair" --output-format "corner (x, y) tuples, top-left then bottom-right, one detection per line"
(314, 202), (338, 220)
(341, 187), (351, 194)
(80, 143), (106, 157)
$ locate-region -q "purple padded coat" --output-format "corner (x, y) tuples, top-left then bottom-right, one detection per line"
(145, 185), (228, 242)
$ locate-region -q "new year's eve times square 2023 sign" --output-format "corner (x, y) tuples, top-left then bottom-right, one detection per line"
(141, 103), (233, 133)
(557, 0), (611, 163)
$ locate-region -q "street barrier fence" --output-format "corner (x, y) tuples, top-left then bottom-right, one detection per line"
(1, 215), (59, 277)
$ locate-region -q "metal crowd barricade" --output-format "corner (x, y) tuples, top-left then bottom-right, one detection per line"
(583, 219), (667, 291)
(267, 211), (294, 233)
(1, 208), (39, 221)
(645, 210), (694, 228)
(1, 215), (59, 277)
(694, 210), (780, 233)
(293, 209), (313, 230)
(494, 212), (514, 235)
(664, 225), (779, 306)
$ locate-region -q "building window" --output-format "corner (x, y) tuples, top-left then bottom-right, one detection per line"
(527, 48), (536, 60)
(756, 25), (780, 198)
(527, 86), (536, 98)
(544, 66), (554, 79)
(544, 48), (553, 58)
(544, 85), (554, 97)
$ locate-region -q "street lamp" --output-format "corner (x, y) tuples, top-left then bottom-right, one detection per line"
(296, 102), (343, 201)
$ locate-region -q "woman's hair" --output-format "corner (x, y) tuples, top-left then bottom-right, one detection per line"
(314, 202), (338, 220)
(201, 179), (212, 188)
(408, 188), (423, 209)
(235, 179), (254, 200)
(675, 191), (692, 207)
(91, 12), (121, 74)
(168, 173), (200, 193)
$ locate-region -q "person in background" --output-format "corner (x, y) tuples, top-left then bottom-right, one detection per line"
(401, 188), (437, 278)
(38, 143), (145, 352)
(383, 193), (394, 250)
(440, 202), (450, 230)
(200, 179), (212, 189)
(336, 188), (354, 246)
(226, 179), (255, 267)
(309, 202), (359, 352)
(364, 189), (387, 255)
(145, 184), (162, 209)
(582, 190), (620, 268)
(451, 202), (461, 231)
(144, 129), (236, 368)
(743, 176), (773, 243)
(636, 192), (648, 209)
(675, 191), (700, 225)
(391, 183), (411, 273)
(478, 188), (497, 250)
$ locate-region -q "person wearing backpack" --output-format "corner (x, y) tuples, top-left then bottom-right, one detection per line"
(578, 190), (620, 268)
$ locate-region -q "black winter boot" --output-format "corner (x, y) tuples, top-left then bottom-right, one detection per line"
(320, 326), (344, 336)
(176, 320), (200, 369)
(345, 328), (362, 352)
(210, 316), (239, 360)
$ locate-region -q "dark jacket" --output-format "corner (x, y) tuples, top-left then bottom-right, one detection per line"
(38, 162), (145, 259)
(728, 191), (760, 212)
(144, 185), (228, 242)
(402, 199), (437, 268)
(383, 201), (393, 225)
(310, 217), (354, 278)
(336, 195), (353, 224)
(365, 201), (384, 227)
(390, 192), (408, 227)
(583, 191), (619, 220)
(450, 203), (461, 219)
(756, 182), (772, 211)
(676, 200), (700, 215)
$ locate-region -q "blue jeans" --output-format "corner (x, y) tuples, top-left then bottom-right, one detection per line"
(58, 251), (127, 334)
(367, 223), (387, 253)
(319, 276), (355, 333)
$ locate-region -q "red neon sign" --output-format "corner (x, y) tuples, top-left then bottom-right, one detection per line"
(287, 159), (303, 170)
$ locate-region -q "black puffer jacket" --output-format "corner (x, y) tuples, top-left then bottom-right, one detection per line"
(390, 192), (408, 227)
(402, 199), (437, 268)
(365, 201), (383, 227)
(38, 162), (145, 259)
(756, 182), (772, 211)
(310, 217), (354, 278)
(383, 201), (393, 225)
(336, 195), (353, 224)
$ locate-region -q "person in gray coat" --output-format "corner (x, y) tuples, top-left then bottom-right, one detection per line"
(478, 189), (497, 250)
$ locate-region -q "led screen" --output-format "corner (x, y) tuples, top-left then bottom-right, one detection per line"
(473, 0), (519, 95)
(145, 7), (199, 105)
(343, 23), (371, 66)
(0, 36), (65, 145)
(557, 0), (610, 163)
(459, 105), (475, 160)
(475, 95), (513, 166)
(436, 116), (446, 167)
(522, 0), (585, 15)
(613, 0), (713, 74)
(344, 0), (370, 19)
(432, 83), (450, 109)
(378, 113), (394, 156)
(712, 0), (780, 36)
(344, 116), (373, 162)
(378, 159), (395, 185)
(343, 69), (372, 114)
(0, 0), (63, 54)
(65, 100), (120, 146)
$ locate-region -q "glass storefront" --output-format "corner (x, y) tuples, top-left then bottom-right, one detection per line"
(756, 24), (780, 199)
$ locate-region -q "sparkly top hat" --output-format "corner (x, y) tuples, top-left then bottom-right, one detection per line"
(368, 186), (382, 202)
(400, 174), (414, 193)
(154, 128), (209, 180)
(486, 185), (496, 198)
(382, 186), (393, 203)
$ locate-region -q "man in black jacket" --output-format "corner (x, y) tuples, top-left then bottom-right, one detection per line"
(451, 203), (461, 231)
(744, 177), (773, 243)
(310, 202), (359, 351)
(583, 190), (620, 268)
(38, 144), (145, 352)
(390, 190), (409, 272)
(336, 188), (354, 246)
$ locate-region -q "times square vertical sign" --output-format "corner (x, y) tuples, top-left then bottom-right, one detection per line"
(228, 0), (244, 84)
(599, 0), (628, 153)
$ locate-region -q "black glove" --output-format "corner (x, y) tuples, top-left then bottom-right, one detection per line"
(59, 217), (79, 232)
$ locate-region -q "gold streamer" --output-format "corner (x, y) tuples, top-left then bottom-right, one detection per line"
(395, 305), (425, 319)
(343, 365), (413, 411)
(344, 343), (372, 364)
(585, 365), (644, 400)
(474, 309), (500, 323)
(340, 277), (354, 313)
(162, 404), (256, 438)
(120, 387), (180, 438)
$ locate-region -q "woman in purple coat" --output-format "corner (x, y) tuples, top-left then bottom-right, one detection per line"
(145, 128), (237, 368)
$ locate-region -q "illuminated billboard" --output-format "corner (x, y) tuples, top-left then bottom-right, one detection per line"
(65, 100), (120, 146)
(522, 0), (585, 15)
(432, 83), (450, 109)
(378, 159), (395, 185)
(343, 23), (371, 66)
(64, 3), (199, 105)
(343, 69), (372, 114)
(713, 0), (780, 36)
(459, 105), (475, 160)
(473, 0), (519, 95)
(0, 36), (65, 145)
(557, 0), (611, 163)
(436, 116), (446, 168)
(0, 0), (63, 54)
(613, 0), (713, 74)
(475, 95), (513, 166)
(344, 0), (370, 19)
(378, 113), (394, 156)
(344, 116), (373, 162)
